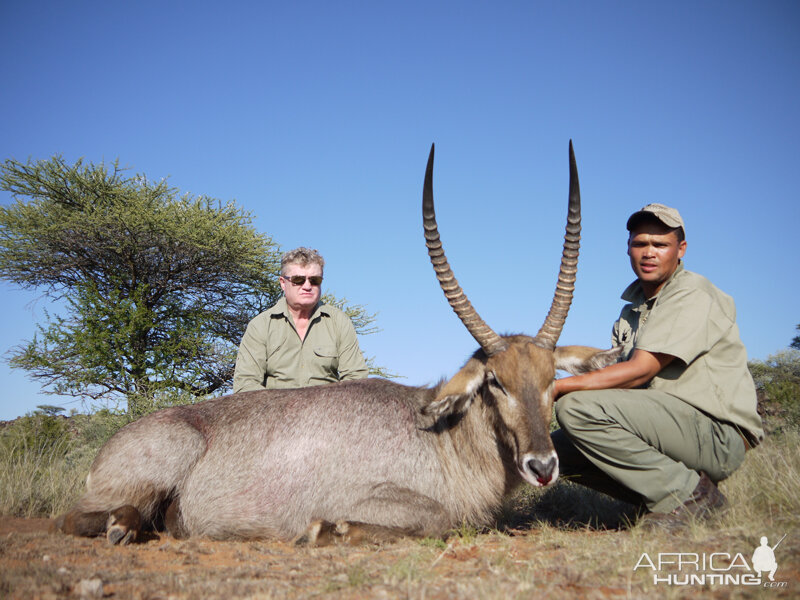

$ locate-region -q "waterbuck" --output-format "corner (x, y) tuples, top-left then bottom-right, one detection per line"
(54, 141), (620, 545)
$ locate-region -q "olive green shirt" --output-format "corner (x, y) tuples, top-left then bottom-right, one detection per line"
(233, 297), (368, 392)
(612, 262), (763, 444)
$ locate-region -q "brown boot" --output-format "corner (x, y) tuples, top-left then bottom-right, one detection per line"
(639, 472), (727, 532)
(676, 472), (728, 519)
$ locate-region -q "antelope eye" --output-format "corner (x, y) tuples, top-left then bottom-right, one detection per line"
(488, 373), (507, 395)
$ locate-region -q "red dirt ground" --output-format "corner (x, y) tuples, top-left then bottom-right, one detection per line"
(1, 516), (796, 599)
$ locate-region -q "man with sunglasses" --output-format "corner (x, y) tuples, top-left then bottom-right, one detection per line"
(550, 204), (762, 530)
(233, 247), (368, 392)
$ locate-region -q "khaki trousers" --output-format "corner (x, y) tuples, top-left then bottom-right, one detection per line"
(552, 389), (746, 513)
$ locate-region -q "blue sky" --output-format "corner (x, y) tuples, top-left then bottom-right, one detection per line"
(1, 1), (798, 420)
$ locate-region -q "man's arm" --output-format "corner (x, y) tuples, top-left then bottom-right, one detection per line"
(232, 319), (269, 393)
(553, 349), (675, 400)
(334, 313), (369, 381)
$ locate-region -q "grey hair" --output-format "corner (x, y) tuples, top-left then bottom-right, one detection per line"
(281, 247), (325, 275)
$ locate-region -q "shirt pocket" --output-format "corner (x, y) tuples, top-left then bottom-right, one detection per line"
(313, 345), (339, 373)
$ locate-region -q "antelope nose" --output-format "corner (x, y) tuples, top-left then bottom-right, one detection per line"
(526, 456), (557, 486)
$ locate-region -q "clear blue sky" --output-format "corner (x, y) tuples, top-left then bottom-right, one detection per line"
(1, 1), (798, 420)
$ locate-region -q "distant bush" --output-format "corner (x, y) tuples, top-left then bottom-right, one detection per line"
(0, 388), (206, 517)
(0, 406), (72, 458)
(124, 388), (199, 419)
(749, 349), (800, 431)
(0, 408), (76, 517)
(0, 407), (131, 517)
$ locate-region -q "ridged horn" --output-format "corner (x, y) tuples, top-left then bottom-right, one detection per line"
(423, 144), (508, 356)
(534, 140), (581, 351)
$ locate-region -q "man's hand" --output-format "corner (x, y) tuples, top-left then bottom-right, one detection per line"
(553, 349), (675, 400)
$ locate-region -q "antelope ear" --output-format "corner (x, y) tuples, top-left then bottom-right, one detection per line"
(554, 345), (624, 375)
(423, 358), (486, 418)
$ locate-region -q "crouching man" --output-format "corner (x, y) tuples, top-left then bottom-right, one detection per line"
(551, 203), (762, 529)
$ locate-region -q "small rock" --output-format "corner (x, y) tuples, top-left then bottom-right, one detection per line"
(43, 554), (51, 562)
(74, 578), (104, 598)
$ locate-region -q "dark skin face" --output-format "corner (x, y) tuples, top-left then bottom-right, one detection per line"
(627, 221), (687, 298)
(553, 219), (685, 400)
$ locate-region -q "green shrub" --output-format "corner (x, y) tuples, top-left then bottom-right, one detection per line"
(0, 411), (82, 517)
(0, 406), (135, 517)
(749, 349), (800, 391)
(125, 388), (199, 419)
(73, 409), (131, 449)
(0, 407), (73, 459)
(749, 349), (800, 431)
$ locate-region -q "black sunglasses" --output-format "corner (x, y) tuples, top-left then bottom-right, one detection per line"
(282, 274), (323, 286)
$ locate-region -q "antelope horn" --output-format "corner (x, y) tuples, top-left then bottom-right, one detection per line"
(423, 144), (508, 356)
(534, 140), (581, 350)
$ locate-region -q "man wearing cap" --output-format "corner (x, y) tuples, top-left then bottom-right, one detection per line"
(550, 204), (762, 529)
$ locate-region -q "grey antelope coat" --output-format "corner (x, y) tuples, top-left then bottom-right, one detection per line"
(55, 142), (621, 545)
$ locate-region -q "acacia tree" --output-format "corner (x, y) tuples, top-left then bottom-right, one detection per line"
(792, 324), (800, 350)
(1, 156), (381, 416)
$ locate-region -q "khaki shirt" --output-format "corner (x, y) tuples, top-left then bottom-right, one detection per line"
(612, 262), (763, 443)
(233, 297), (368, 392)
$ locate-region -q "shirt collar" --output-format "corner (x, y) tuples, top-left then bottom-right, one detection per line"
(268, 296), (328, 320)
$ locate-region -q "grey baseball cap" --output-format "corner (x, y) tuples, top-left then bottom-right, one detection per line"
(626, 203), (685, 236)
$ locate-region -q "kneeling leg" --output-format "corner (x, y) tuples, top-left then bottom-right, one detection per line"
(296, 483), (451, 547)
(296, 519), (414, 547)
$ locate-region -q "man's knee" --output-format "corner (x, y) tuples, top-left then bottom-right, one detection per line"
(555, 391), (598, 432)
(553, 392), (575, 426)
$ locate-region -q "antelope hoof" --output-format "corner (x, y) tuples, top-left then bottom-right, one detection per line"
(106, 505), (141, 545)
(107, 526), (136, 545)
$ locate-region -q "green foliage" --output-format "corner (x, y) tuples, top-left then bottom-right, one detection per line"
(791, 323), (800, 350)
(1, 155), (385, 415)
(749, 349), (800, 429)
(449, 521), (480, 543)
(321, 293), (379, 337)
(748, 349), (800, 398)
(35, 405), (66, 416)
(123, 388), (199, 419)
(68, 409), (131, 451)
(0, 408), (72, 459)
(0, 408), (76, 517)
(418, 536), (448, 550)
(321, 292), (397, 379)
(0, 408), (132, 517)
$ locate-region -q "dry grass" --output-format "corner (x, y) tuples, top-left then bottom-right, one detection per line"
(722, 432), (800, 534)
(0, 410), (125, 517)
(0, 434), (92, 518)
